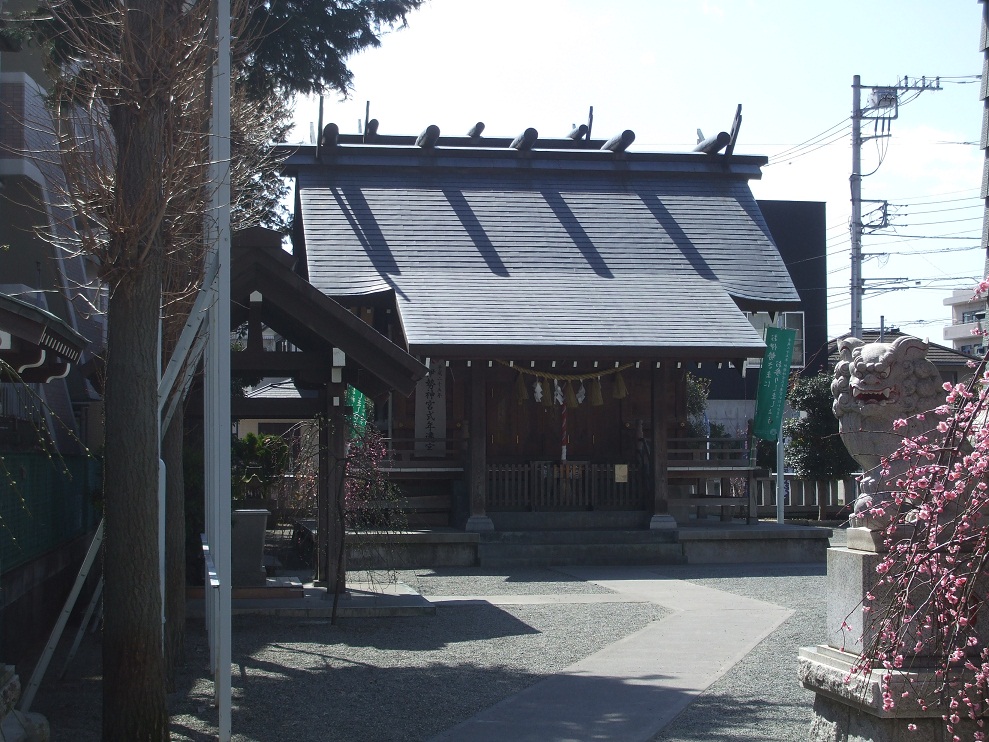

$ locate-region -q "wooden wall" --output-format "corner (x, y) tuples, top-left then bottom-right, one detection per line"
(386, 361), (689, 464)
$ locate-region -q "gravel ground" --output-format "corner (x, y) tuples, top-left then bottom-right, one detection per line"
(33, 568), (666, 741)
(387, 566), (619, 596)
(30, 545), (841, 741)
(649, 562), (827, 741)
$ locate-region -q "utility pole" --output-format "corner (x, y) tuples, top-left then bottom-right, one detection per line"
(850, 74), (941, 338)
(850, 76), (864, 339)
(982, 3), (989, 290)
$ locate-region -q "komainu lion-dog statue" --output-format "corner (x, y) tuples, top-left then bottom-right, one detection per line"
(832, 335), (945, 529)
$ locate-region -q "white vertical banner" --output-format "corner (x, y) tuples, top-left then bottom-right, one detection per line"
(414, 360), (446, 457)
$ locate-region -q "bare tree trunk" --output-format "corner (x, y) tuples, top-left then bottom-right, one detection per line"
(162, 409), (185, 691)
(101, 264), (168, 739)
(101, 2), (170, 737)
(28, 0), (285, 732)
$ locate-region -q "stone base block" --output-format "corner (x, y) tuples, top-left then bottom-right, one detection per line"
(845, 525), (917, 554)
(845, 527), (886, 553)
(825, 546), (989, 656)
(648, 513), (677, 530)
(825, 547), (882, 654)
(465, 515), (494, 532)
(800, 644), (976, 742)
(0, 710), (50, 742)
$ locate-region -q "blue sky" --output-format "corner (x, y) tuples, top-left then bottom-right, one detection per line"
(288, 0), (985, 344)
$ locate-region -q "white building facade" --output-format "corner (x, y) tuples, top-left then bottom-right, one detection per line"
(943, 288), (986, 357)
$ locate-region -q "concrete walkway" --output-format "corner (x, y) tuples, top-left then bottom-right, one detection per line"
(428, 566), (794, 742)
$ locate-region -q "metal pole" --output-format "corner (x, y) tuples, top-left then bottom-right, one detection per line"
(19, 521), (104, 712)
(776, 314), (786, 524)
(850, 74), (863, 339)
(157, 317), (165, 644)
(205, 0), (232, 737)
(776, 419), (785, 524)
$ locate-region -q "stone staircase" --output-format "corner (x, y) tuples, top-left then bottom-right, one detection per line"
(478, 528), (685, 568)
(478, 511), (685, 568)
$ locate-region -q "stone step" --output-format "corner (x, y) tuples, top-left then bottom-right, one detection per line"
(489, 510), (650, 531)
(478, 540), (686, 568)
(480, 529), (678, 546)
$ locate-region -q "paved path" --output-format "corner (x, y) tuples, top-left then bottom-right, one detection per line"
(428, 566), (794, 742)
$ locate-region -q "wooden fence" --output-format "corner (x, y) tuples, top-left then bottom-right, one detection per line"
(487, 461), (642, 511)
(667, 436), (752, 469)
(752, 474), (858, 517)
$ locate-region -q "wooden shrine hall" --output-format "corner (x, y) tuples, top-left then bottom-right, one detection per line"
(278, 120), (804, 537)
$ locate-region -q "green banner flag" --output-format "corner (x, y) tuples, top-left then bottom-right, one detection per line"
(345, 385), (372, 437)
(752, 326), (796, 441)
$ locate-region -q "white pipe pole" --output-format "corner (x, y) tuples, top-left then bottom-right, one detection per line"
(776, 313), (786, 524)
(203, 270), (216, 672)
(157, 258), (216, 412)
(161, 329), (208, 434)
(776, 419), (785, 524)
(206, 0), (232, 737)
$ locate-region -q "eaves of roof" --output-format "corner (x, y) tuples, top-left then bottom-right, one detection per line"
(281, 143), (769, 180)
(230, 245), (426, 396)
(0, 291), (87, 362)
(827, 331), (976, 368)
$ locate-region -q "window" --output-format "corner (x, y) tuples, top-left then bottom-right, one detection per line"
(961, 310), (984, 325)
(747, 311), (805, 368)
(960, 343), (985, 358)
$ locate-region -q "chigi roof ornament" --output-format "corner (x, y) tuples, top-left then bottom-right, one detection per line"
(363, 118), (379, 142)
(416, 124), (441, 148)
(601, 130), (635, 152)
(510, 128), (538, 150)
(296, 104), (750, 158)
(568, 123), (588, 141)
(319, 122), (339, 148)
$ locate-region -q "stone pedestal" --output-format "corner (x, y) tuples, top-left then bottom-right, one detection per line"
(800, 533), (983, 740)
(0, 665), (49, 742)
(822, 542), (882, 655)
(799, 645), (958, 742)
(231, 509), (269, 587)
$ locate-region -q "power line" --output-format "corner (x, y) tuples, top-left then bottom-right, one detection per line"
(891, 202), (981, 216)
(766, 117), (850, 161)
(866, 231), (979, 241)
(888, 215), (983, 228)
(881, 188), (980, 204)
(765, 126), (851, 167)
(880, 244), (981, 256)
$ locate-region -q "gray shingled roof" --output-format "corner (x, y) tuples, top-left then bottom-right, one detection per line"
(827, 330), (976, 368)
(297, 149), (800, 359)
(245, 379), (304, 400)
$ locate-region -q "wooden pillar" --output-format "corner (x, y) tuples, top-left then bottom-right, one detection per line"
(465, 362), (494, 532)
(316, 389), (329, 584)
(650, 363), (676, 529)
(317, 386), (348, 595)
